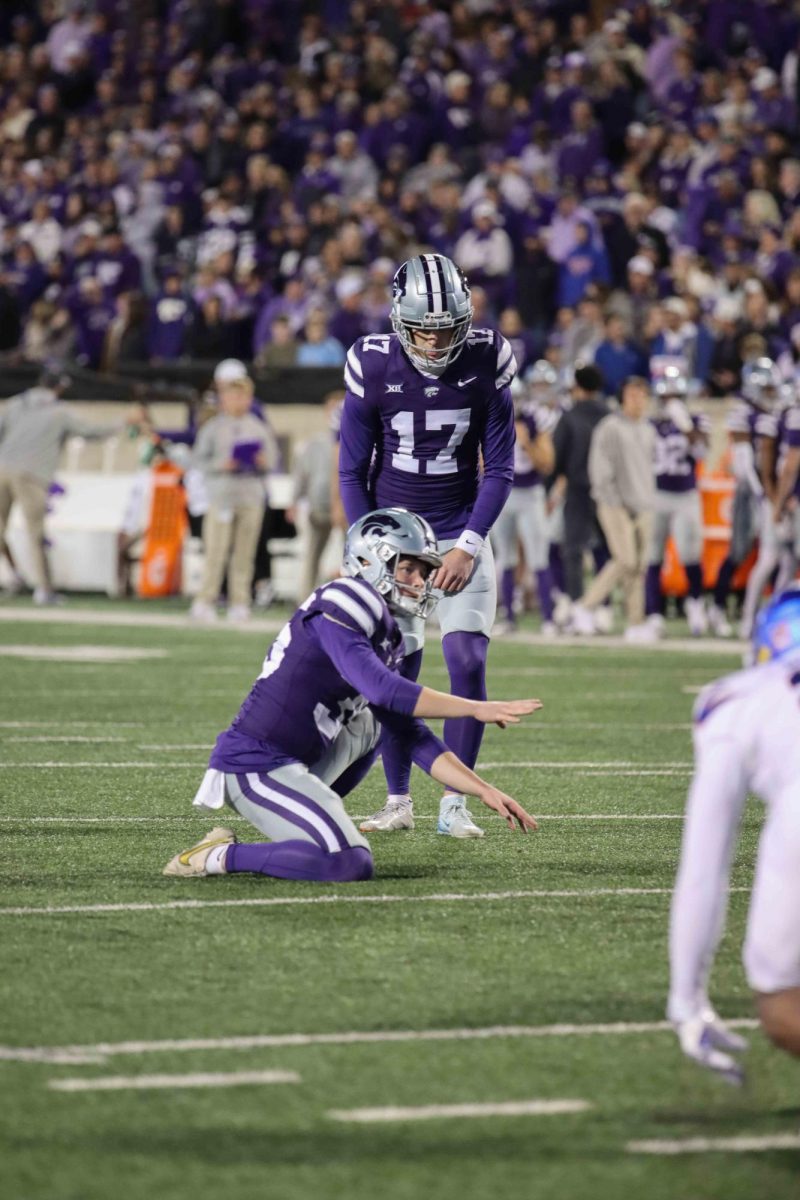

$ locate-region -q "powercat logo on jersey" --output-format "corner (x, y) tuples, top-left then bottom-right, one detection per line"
(424, 387), (439, 397)
(386, 383), (403, 393)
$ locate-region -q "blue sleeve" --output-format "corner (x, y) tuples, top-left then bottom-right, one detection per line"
(468, 385), (515, 537)
(338, 387), (379, 526)
(312, 612), (421, 714)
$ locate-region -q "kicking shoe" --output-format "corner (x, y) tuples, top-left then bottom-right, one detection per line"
(359, 797), (415, 832)
(707, 604), (733, 638)
(437, 796), (484, 839)
(685, 596), (708, 637)
(163, 827), (236, 877)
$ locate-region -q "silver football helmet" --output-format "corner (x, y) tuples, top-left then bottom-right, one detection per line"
(525, 359), (559, 405)
(343, 508), (442, 619)
(742, 357), (781, 411)
(653, 365), (689, 400)
(391, 253), (473, 376)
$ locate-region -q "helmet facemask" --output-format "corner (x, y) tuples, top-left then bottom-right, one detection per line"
(391, 255), (473, 377)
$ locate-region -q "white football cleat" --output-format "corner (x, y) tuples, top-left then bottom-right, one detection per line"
(540, 620), (558, 638)
(685, 596), (708, 637)
(492, 619), (518, 637)
(646, 612), (665, 637)
(569, 603), (596, 635)
(707, 604), (733, 638)
(593, 605), (614, 634)
(227, 604), (252, 623)
(163, 827), (237, 877)
(437, 796), (484, 838)
(359, 798), (415, 832)
(552, 591), (572, 630)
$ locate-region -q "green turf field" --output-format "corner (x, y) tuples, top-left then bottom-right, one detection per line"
(1, 604), (797, 1200)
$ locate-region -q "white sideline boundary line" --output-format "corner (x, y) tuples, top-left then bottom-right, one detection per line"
(0, 885), (748, 919)
(48, 1069), (299, 1092)
(627, 1133), (800, 1156)
(328, 1099), (592, 1123)
(0, 1018), (760, 1065)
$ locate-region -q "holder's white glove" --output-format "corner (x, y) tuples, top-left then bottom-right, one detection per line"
(673, 1006), (748, 1086)
(665, 398), (694, 434)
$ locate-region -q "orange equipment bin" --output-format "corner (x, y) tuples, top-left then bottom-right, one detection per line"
(660, 465), (756, 597)
(137, 460), (187, 598)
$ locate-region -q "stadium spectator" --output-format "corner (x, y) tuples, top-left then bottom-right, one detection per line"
(594, 313), (647, 396)
(287, 391), (343, 601)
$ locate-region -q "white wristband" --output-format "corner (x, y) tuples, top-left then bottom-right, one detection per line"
(455, 530), (484, 557)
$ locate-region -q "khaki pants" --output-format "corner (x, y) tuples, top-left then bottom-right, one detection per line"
(298, 512), (333, 602)
(0, 467), (50, 591)
(582, 503), (653, 626)
(198, 502), (264, 608)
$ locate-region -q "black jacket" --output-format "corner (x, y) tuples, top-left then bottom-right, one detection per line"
(552, 397), (610, 493)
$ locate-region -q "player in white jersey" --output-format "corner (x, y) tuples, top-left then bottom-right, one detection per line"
(668, 585), (800, 1082)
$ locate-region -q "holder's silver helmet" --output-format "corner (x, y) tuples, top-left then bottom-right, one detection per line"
(742, 357), (781, 411)
(343, 508), (442, 619)
(391, 254), (473, 376)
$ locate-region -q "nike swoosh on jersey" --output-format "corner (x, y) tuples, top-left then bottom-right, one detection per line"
(458, 376), (477, 386)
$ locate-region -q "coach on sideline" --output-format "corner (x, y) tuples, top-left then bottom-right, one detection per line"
(573, 376), (656, 639)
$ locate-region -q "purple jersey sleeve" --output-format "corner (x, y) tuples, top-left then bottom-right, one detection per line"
(339, 376), (379, 525)
(314, 611), (421, 713)
(467, 384), (515, 536)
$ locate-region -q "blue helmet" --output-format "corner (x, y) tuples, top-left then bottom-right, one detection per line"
(752, 584), (800, 663)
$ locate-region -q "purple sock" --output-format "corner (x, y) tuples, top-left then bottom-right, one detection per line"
(549, 544), (564, 594)
(645, 563), (662, 617)
(685, 562), (703, 599)
(226, 841), (373, 882)
(380, 648), (423, 794)
(331, 745), (379, 798)
(535, 567), (554, 621)
(714, 557), (735, 608)
(500, 567), (515, 622)
(442, 630), (488, 771)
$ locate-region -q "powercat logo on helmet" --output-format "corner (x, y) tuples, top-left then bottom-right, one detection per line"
(361, 514), (402, 537)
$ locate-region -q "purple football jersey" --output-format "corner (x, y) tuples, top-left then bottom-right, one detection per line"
(339, 329), (516, 539)
(651, 414), (708, 494)
(777, 404), (800, 498)
(209, 577), (444, 773)
(512, 409), (542, 489)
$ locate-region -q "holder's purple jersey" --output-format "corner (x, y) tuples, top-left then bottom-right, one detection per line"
(209, 578), (446, 774)
(651, 412), (710, 494)
(339, 329), (516, 539)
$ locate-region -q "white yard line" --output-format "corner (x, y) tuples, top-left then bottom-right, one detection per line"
(3, 736), (128, 744)
(48, 1070), (300, 1092)
(0, 721), (145, 728)
(0, 1018), (759, 1065)
(0, 759), (692, 770)
(328, 1099), (592, 1123)
(627, 1133), (800, 1156)
(0, 886), (747, 919)
(0, 813), (687, 825)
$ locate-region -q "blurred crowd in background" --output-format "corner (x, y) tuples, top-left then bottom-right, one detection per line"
(0, 0), (798, 392)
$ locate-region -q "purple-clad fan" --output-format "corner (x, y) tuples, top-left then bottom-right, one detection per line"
(644, 364), (710, 638)
(164, 509), (540, 883)
(338, 253), (516, 838)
